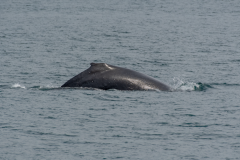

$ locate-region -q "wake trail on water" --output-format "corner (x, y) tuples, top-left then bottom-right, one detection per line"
(10, 83), (60, 91)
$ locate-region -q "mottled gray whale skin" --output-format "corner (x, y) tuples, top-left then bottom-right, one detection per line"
(61, 63), (172, 91)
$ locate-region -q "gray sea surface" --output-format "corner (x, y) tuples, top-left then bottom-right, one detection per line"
(1, 0), (240, 159)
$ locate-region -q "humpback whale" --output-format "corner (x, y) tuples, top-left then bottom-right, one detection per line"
(61, 63), (172, 91)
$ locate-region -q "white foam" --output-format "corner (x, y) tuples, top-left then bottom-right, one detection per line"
(172, 77), (199, 91)
(12, 83), (26, 89)
(179, 82), (199, 91)
(39, 84), (58, 89)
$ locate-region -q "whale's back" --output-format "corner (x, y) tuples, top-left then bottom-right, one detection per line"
(61, 63), (171, 91)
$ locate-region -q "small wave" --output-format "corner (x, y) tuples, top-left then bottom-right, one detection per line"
(171, 77), (212, 91)
(209, 83), (240, 86)
(11, 83), (26, 89)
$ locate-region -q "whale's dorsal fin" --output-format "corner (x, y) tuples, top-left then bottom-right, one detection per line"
(89, 63), (114, 73)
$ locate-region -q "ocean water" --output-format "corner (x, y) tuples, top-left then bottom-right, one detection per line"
(1, 0), (240, 159)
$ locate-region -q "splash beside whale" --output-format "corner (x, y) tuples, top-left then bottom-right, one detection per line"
(61, 63), (172, 91)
